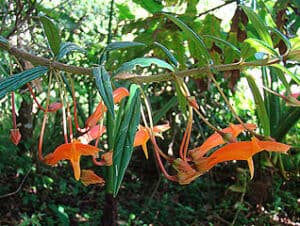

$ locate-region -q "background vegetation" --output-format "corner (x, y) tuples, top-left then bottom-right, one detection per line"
(0, 0), (299, 225)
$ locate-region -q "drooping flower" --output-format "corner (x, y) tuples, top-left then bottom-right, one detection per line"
(192, 137), (290, 179)
(48, 102), (63, 112)
(10, 128), (22, 145)
(85, 87), (129, 128)
(44, 140), (99, 180)
(134, 123), (170, 159)
(80, 169), (105, 186)
(189, 123), (257, 160)
(101, 151), (113, 166)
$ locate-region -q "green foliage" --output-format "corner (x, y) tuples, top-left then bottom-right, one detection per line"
(113, 84), (141, 196)
(0, 67), (48, 99)
(93, 66), (115, 118)
(39, 16), (61, 56)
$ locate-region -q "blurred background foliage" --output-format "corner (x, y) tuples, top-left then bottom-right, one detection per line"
(0, 0), (299, 225)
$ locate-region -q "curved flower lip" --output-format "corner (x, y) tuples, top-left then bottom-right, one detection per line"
(134, 123), (170, 159)
(78, 125), (106, 144)
(189, 123), (257, 159)
(80, 169), (105, 186)
(85, 87), (129, 128)
(44, 140), (100, 180)
(193, 137), (290, 179)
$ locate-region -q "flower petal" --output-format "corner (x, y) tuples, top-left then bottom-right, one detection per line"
(71, 158), (81, 180)
(85, 102), (106, 128)
(43, 143), (73, 165)
(78, 125), (106, 144)
(113, 87), (129, 104)
(189, 123), (257, 159)
(81, 169), (105, 186)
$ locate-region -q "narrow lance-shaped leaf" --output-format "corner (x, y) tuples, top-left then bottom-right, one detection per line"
(93, 66), (115, 118)
(0, 35), (8, 46)
(270, 64), (300, 86)
(245, 38), (278, 57)
(114, 57), (174, 75)
(162, 13), (212, 64)
(246, 74), (270, 136)
(240, 6), (273, 48)
(154, 42), (179, 67)
(99, 41), (146, 65)
(203, 35), (241, 56)
(0, 66), (48, 99)
(40, 15), (61, 56)
(269, 27), (291, 50)
(113, 84), (141, 196)
(57, 42), (85, 60)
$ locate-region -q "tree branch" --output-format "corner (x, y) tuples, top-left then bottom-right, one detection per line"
(0, 41), (284, 83)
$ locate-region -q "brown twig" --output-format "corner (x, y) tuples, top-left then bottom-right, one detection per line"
(0, 168), (32, 199)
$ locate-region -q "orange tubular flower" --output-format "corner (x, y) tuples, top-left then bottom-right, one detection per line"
(78, 125), (106, 144)
(189, 123), (257, 160)
(193, 137), (290, 179)
(85, 87), (129, 128)
(44, 140), (99, 180)
(80, 169), (105, 186)
(134, 123), (170, 159)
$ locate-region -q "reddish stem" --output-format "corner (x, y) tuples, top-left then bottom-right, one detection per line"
(27, 83), (47, 112)
(38, 112), (47, 161)
(71, 80), (87, 133)
(150, 136), (177, 182)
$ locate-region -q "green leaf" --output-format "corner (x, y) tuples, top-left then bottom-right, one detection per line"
(105, 41), (146, 52)
(269, 27), (291, 50)
(93, 66), (115, 118)
(154, 42), (179, 67)
(203, 35), (241, 56)
(40, 15), (61, 56)
(113, 84), (141, 196)
(99, 41), (146, 64)
(174, 81), (187, 115)
(271, 64), (300, 85)
(162, 13), (212, 64)
(114, 57), (175, 75)
(245, 38), (278, 57)
(116, 3), (135, 20)
(273, 107), (300, 141)
(0, 66), (48, 99)
(133, 0), (163, 14)
(246, 74), (270, 136)
(57, 42), (85, 60)
(240, 6), (273, 48)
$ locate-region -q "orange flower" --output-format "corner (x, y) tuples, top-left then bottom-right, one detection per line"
(78, 125), (106, 144)
(85, 87), (129, 128)
(80, 169), (105, 186)
(189, 123), (257, 160)
(134, 123), (170, 159)
(193, 137), (290, 179)
(44, 140), (99, 180)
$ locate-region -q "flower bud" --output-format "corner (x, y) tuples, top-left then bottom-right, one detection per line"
(48, 102), (63, 112)
(10, 129), (22, 145)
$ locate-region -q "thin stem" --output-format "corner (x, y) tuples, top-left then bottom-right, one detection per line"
(150, 136), (177, 182)
(207, 73), (259, 137)
(11, 92), (17, 129)
(70, 76), (87, 133)
(38, 71), (52, 161)
(55, 72), (68, 143)
(57, 74), (73, 141)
